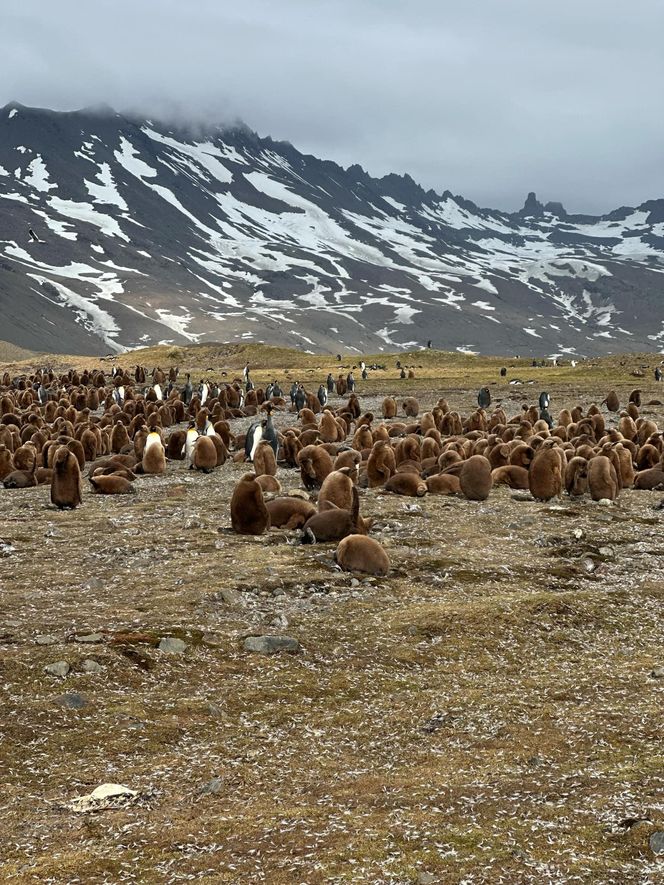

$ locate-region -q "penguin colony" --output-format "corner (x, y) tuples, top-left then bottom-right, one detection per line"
(2, 363), (664, 577)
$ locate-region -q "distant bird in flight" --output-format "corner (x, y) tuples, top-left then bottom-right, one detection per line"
(28, 228), (40, 242)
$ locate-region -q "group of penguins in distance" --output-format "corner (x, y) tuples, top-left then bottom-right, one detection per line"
(1, 363), (664, 577)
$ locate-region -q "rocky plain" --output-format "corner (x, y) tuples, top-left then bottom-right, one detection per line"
(0, 344), (663, 884)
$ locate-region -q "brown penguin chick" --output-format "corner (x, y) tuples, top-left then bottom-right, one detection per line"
(402, 397), (419, 418)
(265, 495), (316, 529)
(528, 442), (564, 501)
(611, 442), (635, 488)
(383, 472), (427, 496)
(350, 425), (371, 452)
(346, 393), (361, 419)
(320, 410), (340, 442)
(299, 429), (322, 447)
(210, 434), (229, 467)
(255, 474), (282, 495)
(627, 402), (639, 421)
(230, 474), (271, 535)
(395, 459), (422, 475)
(634, 467), (664, 490)
(192, 436), (218, 473)
(563, 456), (588, 497)
(335, 534), (390, 576)
(13, 443), (37, 472)
(302, 483), (364, 542)
(603, 391), (620, 412)
(382, 397), (398, 419)
(333, 449), (361, 474)
(0, 444), (14, 479)
(488, 443), (511, 469)
(459, 455), (493, 501)
(89, 474), (136, 495)
(141, 431), (166, 475)
(636, 443), (661, 471)
(166, 430), (187, 460)
(110, 420), (130, 453)
(281, 431), (302, 467)
(302, 505), (358, 544)
(91, 465), (136, 481)
(425, 473), (461, 495)
(395, 435), (421, 465)
(367, 440), (396, 488)
(34, 465), (53, 485)
(491, 465), (530, 490)
(253, 440), (278, 476)
(297, 444), (334, 490)
(80, 428), (98, 462)
(3, 466), (38, 488)
(588, 454), (620, 501)
(50, 446), (82, 509)
(421, 437), (440, 461)
(318, 467), (356, 511)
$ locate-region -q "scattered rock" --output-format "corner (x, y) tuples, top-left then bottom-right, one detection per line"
(650, 666), (664, 679)
(35, 634), (58, 646)
(650, 831), (664, 855)
(0, 541), (16, 557)
(243, 635), (300, 655)
(598, 498), (613, 507)
(81, 659), (103, 674)
(511, 492), (533, 502)
(45, 661), (70, 677)
(83, 577), (103, 591)
(218, 587), (242, 606)
(158, 637), (187, 654)
(417, 873), (437, 885)
(67, 783), (139, 812)
(199, 777), (224, 796)
(55, 692), (88, 709)
(75, 632), (103, 644)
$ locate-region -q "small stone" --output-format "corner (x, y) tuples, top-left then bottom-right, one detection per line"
(598, 498), (613, 507)
(218, 587), (242, 606)
(84, 577), (103, 591)
(598, 546), (614, 557)
(650, 666), (664, 679)
(0, 541), (16, 557)
(243, 635), (300, 655)
(350, 578), (360, 588)
(158, 637), (187, 654)
(184, 516), (202, 529)
(511, 492), (533, 502)
(572, 528), (584, 540)
(45, 661), (70, 677)
(81, 659), (103, 674)
(55, 692), (87, 709)
(199, 777), (224, 796)
(35, 634), (58, 646)
(650, 831), (664, 855)
(76, 633), (103, 644)
(417, 874), (436, 885)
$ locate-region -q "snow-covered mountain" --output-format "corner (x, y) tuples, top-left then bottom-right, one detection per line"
(1, 101), (663, 357)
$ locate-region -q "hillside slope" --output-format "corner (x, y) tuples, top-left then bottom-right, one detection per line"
(1, 102), (663, 356)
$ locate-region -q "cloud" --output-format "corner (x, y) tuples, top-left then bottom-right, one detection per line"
(2, 0), (663, 213)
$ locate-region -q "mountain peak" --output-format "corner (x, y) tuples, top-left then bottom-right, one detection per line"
(0, 104), (662, 358)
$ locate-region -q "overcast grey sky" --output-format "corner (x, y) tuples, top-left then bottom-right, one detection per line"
(3, 0), (662, 213)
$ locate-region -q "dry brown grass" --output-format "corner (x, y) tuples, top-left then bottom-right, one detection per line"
(1, 348), (663, 883)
